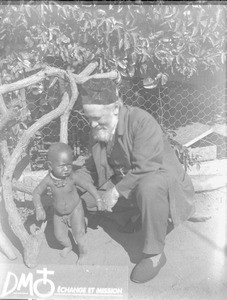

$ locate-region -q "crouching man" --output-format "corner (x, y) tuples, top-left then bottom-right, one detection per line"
(76, 78), (195, 283)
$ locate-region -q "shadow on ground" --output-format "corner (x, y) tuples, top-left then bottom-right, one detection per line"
(85, 208), (174, 264)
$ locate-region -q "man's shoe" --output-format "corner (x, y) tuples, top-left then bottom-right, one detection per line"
(130, 252), (167, 283)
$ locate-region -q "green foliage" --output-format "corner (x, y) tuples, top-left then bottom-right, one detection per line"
(0, 1), (226, 88)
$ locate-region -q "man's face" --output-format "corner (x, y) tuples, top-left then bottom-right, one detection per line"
(83, 103), (119, 143)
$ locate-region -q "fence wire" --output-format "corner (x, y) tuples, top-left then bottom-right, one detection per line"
(68, 78), (227, 161)
(6, 76), (226, 171)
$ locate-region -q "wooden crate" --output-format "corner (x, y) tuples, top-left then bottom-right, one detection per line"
(173, 122), (217, 161)
(173, 122), (213, 147)
(189, 139), (217, 161)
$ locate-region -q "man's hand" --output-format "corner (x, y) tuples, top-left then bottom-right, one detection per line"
(96, 198), (106, 211)
(101, 187), (119, 212)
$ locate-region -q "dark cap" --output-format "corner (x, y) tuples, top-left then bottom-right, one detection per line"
(80, 78), (118, 105)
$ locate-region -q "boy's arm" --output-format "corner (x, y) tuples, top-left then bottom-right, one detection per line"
(72, 172), (101, 202)
(32, 175), (49, 210)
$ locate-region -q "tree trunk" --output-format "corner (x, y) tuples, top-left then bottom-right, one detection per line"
(0, 221), (17, 260)
(12, 180), (33, 195)
(0, 140), (17, 259)
(60, 62), (98, 143)
(0, 62), (118, 268)
(60, 71), (79, 143)
(1, 92), (69, 268)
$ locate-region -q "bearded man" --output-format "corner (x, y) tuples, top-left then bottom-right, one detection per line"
(76, 78), (195, 283)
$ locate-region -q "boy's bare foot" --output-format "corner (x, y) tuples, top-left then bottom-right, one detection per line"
(84, 217), (88, 227)
(76, 253), (87, 265)
(60, 246), (72, 258)
(76, 243), (87, 265)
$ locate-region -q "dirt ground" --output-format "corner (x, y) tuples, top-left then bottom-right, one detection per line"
(0, 185), (227, 300)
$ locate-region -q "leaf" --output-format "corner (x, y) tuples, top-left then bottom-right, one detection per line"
(41, 32), (47, 43)
(128, 65), (135, 77)
(47, 96), (56, 108)
(98, 9), (106, 16)
(155, 73), (163, 80)
(131, 32), (138, 47)
(62, 6), (68, 18)
(25, 5), (31, 18)
(161, 73), (168, 85)
(20, 122), (28, 129)
(60, 51), (65, 61)
(163, 9), (176, 19)
(49, 26), (60, 35)
(105, 19), (112, 36)
(201, 20), (208, 28)
(191, 25), (199, 37)
(117, 5), (123, 13)
(49, 77), (58, 89)
(0, 33), (6, 40)
(221, 52), (226, 64)
(25, 36), (34, 48)
(118, 60), (127, 69)
(12, 124), (20, 135)
(120, 70), (128, 77)
(119, 38), (124, 50)
(131, 52), (137, 64)
(143, 77), (157, 89)
(83, 33), (88, 44)
(141, 49), (150, 63)
(174, 19), (182, 32)
(40, 4), (45, 18)
(155, 51), (161, 61)
(124, 33), (130, 51)
(90, 19), (97, 28)
(61, 35), (70, 43)
(125, 12), (131, 26)
(140, 64), (147, 77)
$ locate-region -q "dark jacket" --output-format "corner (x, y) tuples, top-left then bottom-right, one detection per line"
(78, 105), (195, 226)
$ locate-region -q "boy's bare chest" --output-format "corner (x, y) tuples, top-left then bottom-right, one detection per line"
(49, 178), (78, 199)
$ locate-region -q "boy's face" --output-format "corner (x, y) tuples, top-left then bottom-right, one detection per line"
(49, 150), (73, 179)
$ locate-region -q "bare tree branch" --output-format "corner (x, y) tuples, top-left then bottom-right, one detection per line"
(3, 92), (69, 178)
(1, 92), (70, 266)
(0, 66), (66, 95)
(0, 108), (17, 132)
(59, 61), (102, 143)
(77, 61), (98, 77)
(0, 61), (118, 267)
(12, 179), (33, 195)
(60, 71), (79, 143)
(74, 70), (118, 84)
(0, 221), (17, 260)
(0, 140), (10, 165)
(0, 62), (99, 95)
(0, 93), (8, 115)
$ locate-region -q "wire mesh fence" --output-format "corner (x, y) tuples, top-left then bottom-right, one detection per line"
(68, 78), (227, 161)
(7, 75), (226, 171)
(119, 78), (227, 159)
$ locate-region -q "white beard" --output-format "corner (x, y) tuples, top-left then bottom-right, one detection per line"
(92, 128), (113, 143)
(92, 116), (118, 143)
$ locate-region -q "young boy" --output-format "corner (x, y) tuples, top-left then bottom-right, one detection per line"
(32, 142), (102, 263)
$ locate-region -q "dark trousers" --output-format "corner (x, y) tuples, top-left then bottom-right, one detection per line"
(135, 172), (170, 255)
(81, 172), (171, 255)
